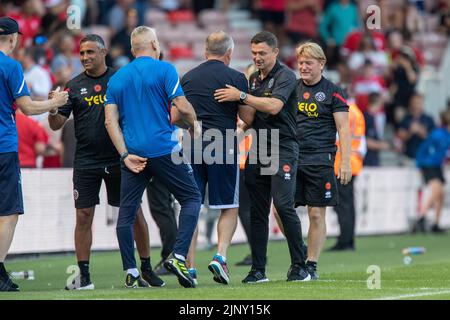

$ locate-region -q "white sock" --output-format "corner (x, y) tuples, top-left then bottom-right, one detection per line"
(174, 253), (186, 261)
(127, 268), (139, 277)
(216, 253), (226, 262)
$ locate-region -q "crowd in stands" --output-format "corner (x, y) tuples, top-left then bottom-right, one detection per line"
(1, 0), (449, 169)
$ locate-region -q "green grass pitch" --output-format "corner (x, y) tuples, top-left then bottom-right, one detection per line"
(1, 233), (449, 300)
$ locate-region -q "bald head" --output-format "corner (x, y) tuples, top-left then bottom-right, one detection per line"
(130, 26), (160, 58)
(205, 31), (234, 57)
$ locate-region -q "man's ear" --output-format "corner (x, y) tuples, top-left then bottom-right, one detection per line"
(274, 47), (280, 57)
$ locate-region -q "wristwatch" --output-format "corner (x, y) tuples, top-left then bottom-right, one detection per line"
(120, 151), (129, 163)
(239, 91), (247, 104)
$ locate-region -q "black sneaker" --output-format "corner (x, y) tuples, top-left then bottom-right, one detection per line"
(0, 274), (19, 292)
(242, 269), (269, 283)
(431, 224), (446, 234)
(287, 264), (311, 282)
(65, 274), (94, 290)
(154, 259), (172, 276)
(6, 273), (19, 290)
(125, 273), (150, 288)
(306, 264), (319, 280)
(326, 243), (355, 252)
(412, 217), (426, 233)
(141, 269), (165, 287)
(235, 254), (252, 266)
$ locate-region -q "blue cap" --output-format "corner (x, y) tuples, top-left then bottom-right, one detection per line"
(0, 17), (22, 35)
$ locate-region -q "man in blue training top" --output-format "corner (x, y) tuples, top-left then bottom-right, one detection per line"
(0, 17), (68, 292)
(105, 26), (202, 288)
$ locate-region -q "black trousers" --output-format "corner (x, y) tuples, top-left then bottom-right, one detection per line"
(146, 176), (177, 260)
(238, 169), (252, 245)
(334, 177), (355, 247)
(245, 157), (305, 272)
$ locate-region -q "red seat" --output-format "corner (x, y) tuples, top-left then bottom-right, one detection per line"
(168, 10), (195, 24)
(170, 45), (194, 60)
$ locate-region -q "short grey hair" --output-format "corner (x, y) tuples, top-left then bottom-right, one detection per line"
(205, 31), (234, 56)
(131, 26), (157, 50)
(80, 34), (106, 50)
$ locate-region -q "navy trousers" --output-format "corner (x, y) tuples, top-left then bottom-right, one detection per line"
(117, 152), (201, 270)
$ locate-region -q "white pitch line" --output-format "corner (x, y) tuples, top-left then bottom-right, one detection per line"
(376, 290), (450, 300)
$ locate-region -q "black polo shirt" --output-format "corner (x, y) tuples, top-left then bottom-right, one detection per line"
(58, 67), (119, 169)
(181, 59), (248, 133)
(296, 76), (348, 165)
(249, 60), (298, 154)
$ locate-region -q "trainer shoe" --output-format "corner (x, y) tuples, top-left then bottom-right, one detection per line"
(241, 269), (269, 284)
(411, 217), (426, 233)
(235, 254), (252, 266)
(141, 269), (165, 287)
(65, 274), (95, 290)
(163, 254), (196, 288)
(188, 268), (198, 286)
(287, 264), (311, 282)
(0, 274), (19, 292)
(208, 255), (230, 285)
(154, 259), (172, 276)
(306, 264), (319, 281)
(125, 273), (150, 288)
(431, 224), (446, 234)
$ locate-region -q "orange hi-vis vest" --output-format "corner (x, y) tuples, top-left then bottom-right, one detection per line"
(334, 102), (366, 177)
(239, 134), (252, 170)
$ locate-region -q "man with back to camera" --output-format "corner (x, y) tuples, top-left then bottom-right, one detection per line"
(48, 34), (163, 289)
(214, 31), (310, 283)
(180, 31), (254, 285)
(294, 42), (351, 279)
(0, 17), (68, 292)
(105, 26), (202, 288)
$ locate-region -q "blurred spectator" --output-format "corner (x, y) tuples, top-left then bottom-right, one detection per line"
(413, 109), (450, 233)
(111, 8), (138, 62)
(18, 47), (52, 101)
(438, 8), (450, 36)
(341, 28), (386, 57)
(347, 35), (388, 76)
(51, 32), (83, 86)
(397, 93), (435, 160)
(192, 0), (215, 18)
(285, 0), (323, 45)
(16, 110), (49, 168)
(319, 0), (360, 67)
(387, 46), (419, 126)
(405, 0), (425, 34)
(9, 0), (45, 48)
(108, 0), (135, 34)
(387, 30), (425, 68)
(256, 0), (286, 46)
(364, 92), (391, 166)
(351, 59), (387, 112)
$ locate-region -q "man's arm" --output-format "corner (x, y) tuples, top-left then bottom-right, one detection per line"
(214, 85), (284, 115)
(171, 96), (201, 138)
(334, 111), (352, 185)
(15, 91), (68, 116)
(104, 103), (147, 173)
(48, 113), (68, 131)
(238, 104), (256, 126)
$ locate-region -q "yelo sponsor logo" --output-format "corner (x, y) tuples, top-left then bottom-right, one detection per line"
(84, 94), (106, 106)
(298, 102), (318, 117)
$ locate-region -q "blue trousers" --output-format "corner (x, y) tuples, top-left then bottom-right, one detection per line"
(117, 152), (201, 270)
